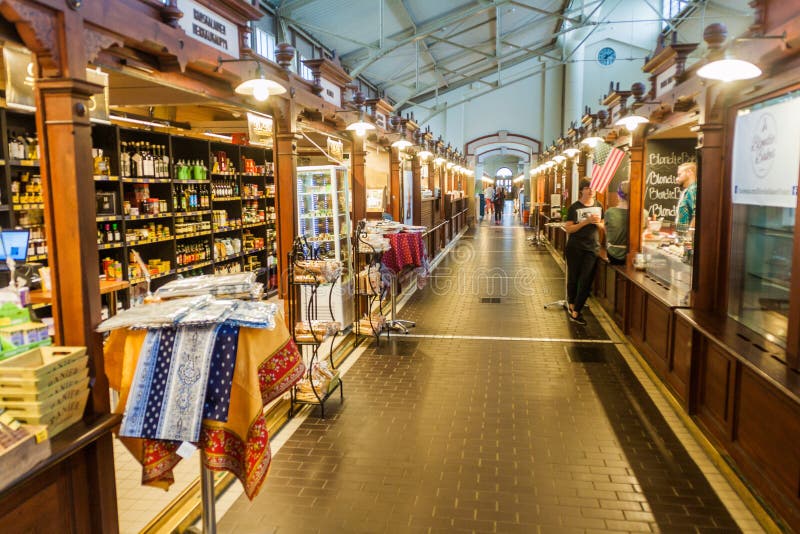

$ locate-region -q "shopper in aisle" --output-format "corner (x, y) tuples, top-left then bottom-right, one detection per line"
(494, 186), (506, 224)
(483, 182), (495, 217)
(564, 178), (603, 325)
(511, 184), (519, 214)
(603, 180), (630, 265)
(478, 189), (485, 220)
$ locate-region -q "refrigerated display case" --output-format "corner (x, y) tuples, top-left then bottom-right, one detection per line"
(296, 165), (354, 328)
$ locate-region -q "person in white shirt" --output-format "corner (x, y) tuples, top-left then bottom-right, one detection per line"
(483, 184), (495, 216)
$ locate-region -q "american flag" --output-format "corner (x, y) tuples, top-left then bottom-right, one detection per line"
(590, 147), (626, 193)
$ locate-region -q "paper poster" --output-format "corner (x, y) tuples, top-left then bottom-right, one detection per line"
(732, 93), (800, 208)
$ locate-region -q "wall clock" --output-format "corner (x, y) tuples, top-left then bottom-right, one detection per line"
(597, 47), (616, 66)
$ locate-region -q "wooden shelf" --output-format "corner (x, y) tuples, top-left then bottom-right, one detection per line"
(176, 260), (212, 273)
(175, 231), (212, 240)
(96, 214), (122, 222)
(13, 202), (44, 211)
(174, 210), (212, 217)
(125, 212), (173, 221)
(93, 175), (119, 182)
(8, 159), (39, 167)
(212, 196), (241, 202)
(121, 177), (171, 183)
(126, 235), (173, 246)
(98, 242), (124, 250)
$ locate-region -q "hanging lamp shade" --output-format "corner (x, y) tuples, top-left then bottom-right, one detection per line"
(553, 155), (566, 164)
(417, 149), (433, 159)
(235, 76), (286, 102)
(391, 139), (413, 149)
(563, 147), (581, 158)
(346, 119), (376, 137)
(614, 114), (649, 130)
(581, 135), (603, 148)
(697, 57), (761, 82)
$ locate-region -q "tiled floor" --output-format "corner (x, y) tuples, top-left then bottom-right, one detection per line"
(216, 214), (762, 533)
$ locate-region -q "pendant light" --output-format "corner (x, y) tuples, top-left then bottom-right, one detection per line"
(563, 148), (580, 158)
(346, 112), (376, 137)
(581, 135), (603, 148)
(417, 149), (433, 160)
(553, 155), (566, 164)
(614, 114), (649, 131)
(217, 58), (286, 102)
(391, 139), (413, 149)
(697, 57), (761, 82)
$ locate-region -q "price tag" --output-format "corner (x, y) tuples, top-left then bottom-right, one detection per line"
(176, 441), (198, 459)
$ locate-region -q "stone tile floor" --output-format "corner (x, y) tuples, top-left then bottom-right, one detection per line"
(217, 216), (759, 533)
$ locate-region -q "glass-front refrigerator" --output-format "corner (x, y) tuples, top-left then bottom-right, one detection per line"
(296, 165), (353, 328)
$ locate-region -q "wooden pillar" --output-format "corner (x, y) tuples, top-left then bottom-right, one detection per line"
(352, 135), (367, 223)
(438, 166), (446, 220)
(34, 75), (119, 534)
(274, 101), (300, 304)
(411, 154), (422, 225)
(628, 130), (645, 258)
(389, 147), (401, 221)
(692, 122), (726, 313)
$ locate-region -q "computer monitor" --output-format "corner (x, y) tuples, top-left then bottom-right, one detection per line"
(0, 230), (30, 262)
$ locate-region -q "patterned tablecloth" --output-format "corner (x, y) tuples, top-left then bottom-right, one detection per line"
(104, 311), (304, 499)
(381, 232), (428, 274)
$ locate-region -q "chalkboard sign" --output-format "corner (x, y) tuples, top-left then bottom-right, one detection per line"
(644, 139), (696, 223)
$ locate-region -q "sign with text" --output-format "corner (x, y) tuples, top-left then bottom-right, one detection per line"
(4, 47), (35, 111)
(327, 137), (343, 162)
(732, 93), (800, 208)
(177, 0), (239, 57)
(247, 112), (273, 147)
(644, 139), (696, 221)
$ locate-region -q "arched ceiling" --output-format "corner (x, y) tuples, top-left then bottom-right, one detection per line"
(269, 0), (574, 109)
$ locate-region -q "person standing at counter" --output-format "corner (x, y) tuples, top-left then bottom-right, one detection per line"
(565, 178), (603, 325)
(603, 180), (630, 265)
(484, 183), (495, 217)
(676, 161), (697, 230)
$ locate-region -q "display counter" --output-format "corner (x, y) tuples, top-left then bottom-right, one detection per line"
(675, 308), (800, 531)
(596, 262), (692, 403)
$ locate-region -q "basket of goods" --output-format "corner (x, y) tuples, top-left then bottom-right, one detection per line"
(293, 259), (343, 284)
(294, 321), (341, 343)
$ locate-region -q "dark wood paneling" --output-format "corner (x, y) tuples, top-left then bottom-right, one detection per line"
(697, 341), (734, 443)
(735, 368), (800, 501)
(614, 271), (627, 329)
(644, 297), (670, 366)
(669, 315), (693, 405)
(628, 284), (646, 344)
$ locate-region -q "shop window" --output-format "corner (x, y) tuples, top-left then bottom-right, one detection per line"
(661, 0), (690, 28)
(727, 91), (800, 348)
(298, 54), (314, 82)
(252, 27), (276, 62)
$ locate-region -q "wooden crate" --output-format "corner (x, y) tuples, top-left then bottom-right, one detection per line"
(0, 426), (51, 492)
(0, 346), (87, 393)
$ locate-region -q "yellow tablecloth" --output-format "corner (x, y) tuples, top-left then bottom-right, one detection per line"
(104, 312), (304, 498)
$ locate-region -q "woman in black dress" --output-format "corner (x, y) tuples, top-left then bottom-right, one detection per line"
(564, 179), (603, 325)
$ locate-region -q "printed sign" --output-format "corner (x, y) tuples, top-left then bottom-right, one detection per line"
(247, 112), (273, 147)
(177, 0), (239, 57)
(4, 46), (35, 111)
(732, 93), (800, 208)
(644, 139), (696, 221)
(327, 137), (343, 162)
(86, 68), (110, 123)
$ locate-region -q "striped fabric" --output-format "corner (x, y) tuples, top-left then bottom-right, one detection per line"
(590, 147), (626, 193)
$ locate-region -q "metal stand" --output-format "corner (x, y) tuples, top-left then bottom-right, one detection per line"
(201, 460), (216, 534)
(527, 202), (545, 246)
(544, 222), (569, 311)
(386, 271), (415, 333)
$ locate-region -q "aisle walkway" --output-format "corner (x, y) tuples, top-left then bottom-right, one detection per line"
(218, 217), (761, 533)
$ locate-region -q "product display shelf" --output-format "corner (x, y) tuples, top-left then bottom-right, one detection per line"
(353, 221), (389, 345)
(287, 237), (344, 419)
(86, 124), (279, 299)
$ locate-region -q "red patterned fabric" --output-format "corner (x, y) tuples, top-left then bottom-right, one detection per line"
(381, 232), (427, 273)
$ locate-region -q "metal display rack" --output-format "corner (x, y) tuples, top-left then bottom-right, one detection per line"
(352, 220), (390, 345)
(287, 237), (344, 418)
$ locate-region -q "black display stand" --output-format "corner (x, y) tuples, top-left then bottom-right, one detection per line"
(353, 220), (389, 345)
(287, 237), (344, 418)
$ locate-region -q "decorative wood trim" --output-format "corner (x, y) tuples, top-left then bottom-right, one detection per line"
(83, 25), (121, 64)
(1, 0), (60, 74)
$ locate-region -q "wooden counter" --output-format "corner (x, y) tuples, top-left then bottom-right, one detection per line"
(28, 279), (130, 305)
(599, 263), (691, 404)
(675, 308), (800, 531)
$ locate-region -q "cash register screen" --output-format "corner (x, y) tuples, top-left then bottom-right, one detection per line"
(0, 230), (30, 262)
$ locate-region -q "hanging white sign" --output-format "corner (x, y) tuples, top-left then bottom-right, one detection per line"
(177, 0), (239, 57)
(732, 94), (800, 208)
